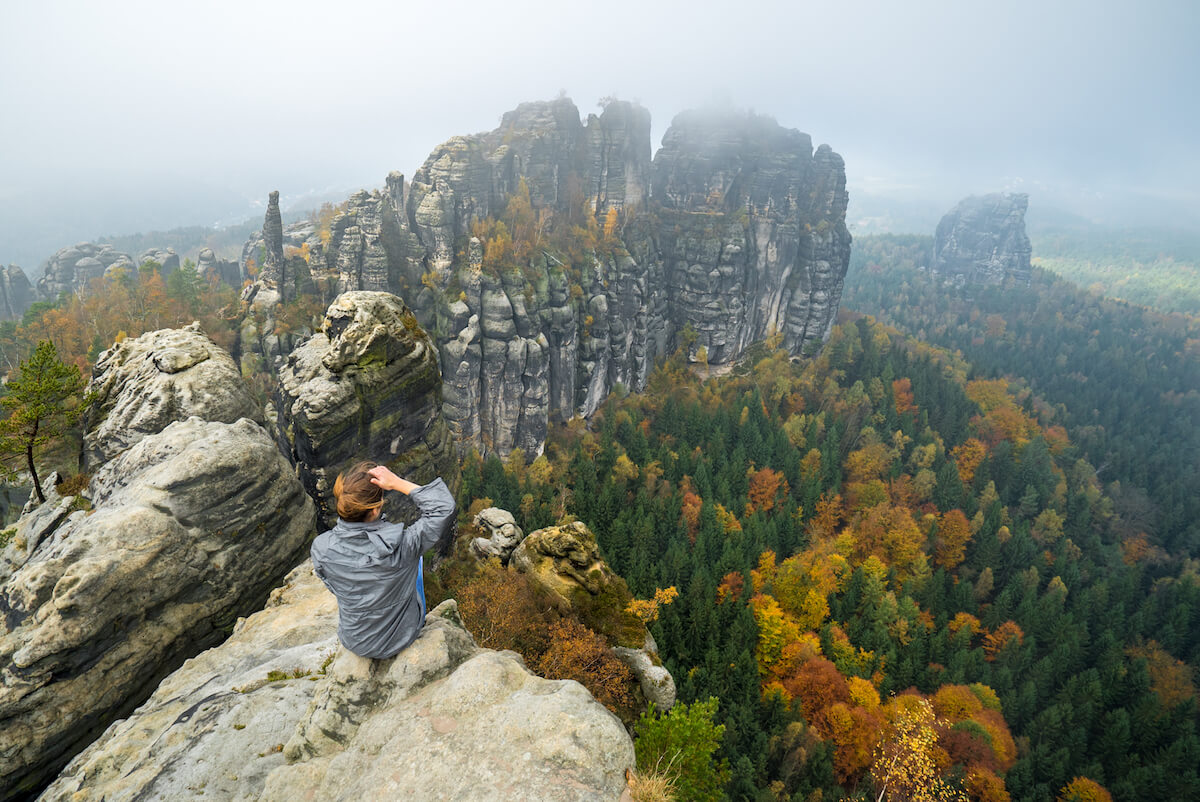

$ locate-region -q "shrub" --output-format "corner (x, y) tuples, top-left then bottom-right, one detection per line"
(634, 698), (729, 802)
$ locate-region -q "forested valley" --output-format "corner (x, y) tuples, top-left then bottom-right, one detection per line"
(448, 232), (1200, 800)
(1, 230), (1197, 802)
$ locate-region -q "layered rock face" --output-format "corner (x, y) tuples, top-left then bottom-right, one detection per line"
(932, 193), (1032, 285)
(35, 242), (133, 299)
(41, 565), (635, 802)
(407, 101), (847, 455)
(273, 291), (458, 531)
(0, 417), (315, 798)
(239, 98), (850, 458)
(0, 264), (37, 321)
(82, 324), (262, 468)
(653, 110), (852, 360)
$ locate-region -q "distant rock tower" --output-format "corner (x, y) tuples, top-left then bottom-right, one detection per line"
(932, 193), (1032, 285)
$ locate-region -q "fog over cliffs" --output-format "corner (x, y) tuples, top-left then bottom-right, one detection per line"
(2, 1), (1197, 268)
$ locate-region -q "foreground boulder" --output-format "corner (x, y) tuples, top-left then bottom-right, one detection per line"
(42, 564), (635, 801)
(82, 323), (262, 467)
(932, 192), (1032, 286)
(274, 291), (458, 531)
(0, 417), (315, 799)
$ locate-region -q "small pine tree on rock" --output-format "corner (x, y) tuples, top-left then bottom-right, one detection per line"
(0, 340), (93, 503)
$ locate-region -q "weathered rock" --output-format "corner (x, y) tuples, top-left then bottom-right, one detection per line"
(932, 192), (1032, 286)
(234, 98), (850, 460)
(509, 519), (675, 709)
(614, 644), (677, 711)
(653, 110), (852, 359)
(197, 246), (241, 288)
(82, 323), (262, 467)
(0, 417), (316, 799)
(401, 99), (847, 457)
(273, 291), (458, 532)
(511, 521), (643, 648)
(0, 264), (37, 321)
(138, 247), (180, 274)
(36, 242), (132, 299)
(41, 567), (635, 802)
(261, 190), (286, 290)
(470, 506), (525, 563)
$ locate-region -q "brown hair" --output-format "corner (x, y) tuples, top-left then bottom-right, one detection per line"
(333, 461), (384, 522)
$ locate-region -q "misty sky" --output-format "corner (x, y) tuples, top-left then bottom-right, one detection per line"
(2, 0), (1198, 266)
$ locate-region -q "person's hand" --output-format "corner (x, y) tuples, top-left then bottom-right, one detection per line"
(368, 465), (402, 491)
(368, 466), (419, 495)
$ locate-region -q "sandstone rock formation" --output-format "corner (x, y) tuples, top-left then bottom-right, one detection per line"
(35, 242), (133, 299)
(511, 520), (645, 647)
(138, 247), (180, 274)
(0, 416), (315, 798)
(197, 246), (241, 288)
(932, 193), (1032, 285)
(471, 506), (525, 563)
(510, 519), (676, 709)
(82, 323), (262, 468)
(273, 291), (458, 532)
(653, 109), (852, 361)
(234, 98), (850, 459)
(0, 264), (37, 321)
(41, 565), (635, 802)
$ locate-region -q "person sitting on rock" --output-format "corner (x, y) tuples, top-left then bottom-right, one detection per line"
(311, 463), (456, 659)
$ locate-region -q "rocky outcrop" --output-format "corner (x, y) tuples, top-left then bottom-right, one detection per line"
(138, 247), (180, 274)
(510, 519), (675, 709)
(0, 417), (316, 799)
(197, 247), (241, 288)
(273, 291), (458, 531)
(471, 506), (525, 563)
(932, 193), (1032, 285)
(261, 190), (286, 290)
(511, 520), (645, 648)
(406, 100), (848, 456)
(0, 264), (37, 321)
(41, 565), (635, 802)
(35, 242), (133, 299)
(653, 110), (852, 360)
(82, 324), (262, 468)
(234, 98), (850, 459)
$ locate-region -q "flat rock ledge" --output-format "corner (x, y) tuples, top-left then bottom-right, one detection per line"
(41, 563), (636, 802)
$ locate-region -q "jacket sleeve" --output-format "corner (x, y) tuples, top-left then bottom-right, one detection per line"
(311, 539), (333, 591)
(397, 478), (456, 558)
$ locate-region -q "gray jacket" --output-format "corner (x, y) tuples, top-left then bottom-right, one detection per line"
(311, 478), (456, 659)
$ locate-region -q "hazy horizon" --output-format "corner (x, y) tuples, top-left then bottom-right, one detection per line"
(3, 0), (1198, 269)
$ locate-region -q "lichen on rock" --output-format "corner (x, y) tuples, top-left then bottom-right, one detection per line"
(273, 291), (459, 531)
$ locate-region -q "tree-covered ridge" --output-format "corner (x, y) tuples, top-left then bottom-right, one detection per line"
(467, 317), (1199, 801)
(845, 235), (1200, 556)
(1028, 224), (1200, 316)
(1030, 256), (1200, 317)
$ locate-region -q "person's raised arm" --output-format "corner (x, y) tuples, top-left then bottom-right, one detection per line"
(368, 466), (456, 554)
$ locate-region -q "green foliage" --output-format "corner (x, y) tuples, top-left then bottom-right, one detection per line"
(0, 341), (93, 502)
(166, 259), (204, 316)
(465, 304), (1200, 800)
(634, 698), (729, 802)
